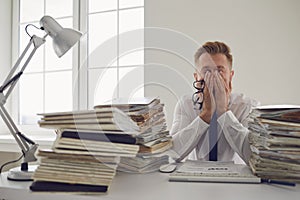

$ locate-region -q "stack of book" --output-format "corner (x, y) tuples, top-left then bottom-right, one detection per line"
(30, 149), (119, 193)
(31, 107), (141, 193)
(248, 105), (300, 182)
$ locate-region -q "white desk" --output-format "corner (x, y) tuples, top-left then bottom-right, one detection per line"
(1, 171), (300, 200)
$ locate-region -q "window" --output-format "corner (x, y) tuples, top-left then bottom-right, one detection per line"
(86, 0), (144, 106)
(11, 0), (144, 133)
(17, 0), (74, 125)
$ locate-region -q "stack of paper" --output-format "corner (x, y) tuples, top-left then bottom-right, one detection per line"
(38, 107), (139, 132)
(118, 155), (169, 173)
(52, 129), (140, 157)
(30, 149), (119, 193)
(248, 105), (300, 182)
(169, 160), (260, 183)
(35, 96), (172, 185)
(93, 97), (172, 173)
(93, 97), (167, 135)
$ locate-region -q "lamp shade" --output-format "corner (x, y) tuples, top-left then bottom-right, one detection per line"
(40, 16), (82, 57)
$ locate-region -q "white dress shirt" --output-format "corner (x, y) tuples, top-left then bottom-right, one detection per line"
(170, 93), (259, 164)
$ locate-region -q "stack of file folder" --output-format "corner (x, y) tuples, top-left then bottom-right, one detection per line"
(93, 97), (172, 173)
(248, 105), (300, 182)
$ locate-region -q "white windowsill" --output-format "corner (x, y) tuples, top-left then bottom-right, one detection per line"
(0, 134), (56, 153)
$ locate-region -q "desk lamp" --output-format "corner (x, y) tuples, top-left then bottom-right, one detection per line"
(0, 16), (82, 181)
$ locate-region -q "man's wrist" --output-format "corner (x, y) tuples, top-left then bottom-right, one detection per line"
(199, 111), (211, 123)
(217, 109), (227, 117)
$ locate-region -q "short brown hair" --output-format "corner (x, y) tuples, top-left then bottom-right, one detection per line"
(194, 41), (233, 69)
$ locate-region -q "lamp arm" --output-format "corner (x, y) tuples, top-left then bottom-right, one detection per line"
(0, 35), (45, 163)
(0, 72), (23, 93)
(3, 35), (46, 101)
(1, 37), (33, 89)
(0, 104), (30, 153)
(0, 104), (38, 163)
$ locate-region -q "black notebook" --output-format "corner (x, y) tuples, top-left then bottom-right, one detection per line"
(30, 181), (108, 193)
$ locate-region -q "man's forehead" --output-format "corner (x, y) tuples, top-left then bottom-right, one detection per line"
(198, 53), (228, 65)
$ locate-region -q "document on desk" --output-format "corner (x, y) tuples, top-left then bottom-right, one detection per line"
(169, 160), (261, 183)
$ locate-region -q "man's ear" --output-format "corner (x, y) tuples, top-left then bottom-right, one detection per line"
(193, 72), (198, 81)
(230, 70), (234, 82)
(229, 70), (234, 92)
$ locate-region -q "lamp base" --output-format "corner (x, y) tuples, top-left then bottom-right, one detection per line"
(7, 164), (38, 181)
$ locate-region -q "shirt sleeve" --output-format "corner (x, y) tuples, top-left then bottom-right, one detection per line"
(217, 111), (251, 164)
(170, 99), (209, 162)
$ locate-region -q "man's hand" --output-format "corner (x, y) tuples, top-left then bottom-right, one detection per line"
(214, 71), (230, 117)
(199, 71), (230, 122)
(199, 72), (216, 123)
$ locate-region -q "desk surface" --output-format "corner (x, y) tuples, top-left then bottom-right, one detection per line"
(1, 171), (300, 200)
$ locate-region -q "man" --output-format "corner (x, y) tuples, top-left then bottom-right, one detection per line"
(170, 41), (258, 164)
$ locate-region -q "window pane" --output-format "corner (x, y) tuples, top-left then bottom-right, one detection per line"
(89, 0), (117, 13)
(119, 8), (144, 65)
(20, 22), (45, 50)
(88, 12), (117, 68)
(88, 68), (118, 108)
(45, 71), (72, 112)
(19, 74), (43, 125)
(119, 8), (144, 34)
(119, 0), (144, 9)
(45, 0), (73, 18)
(119, 50), (144, 66)
(119, 67), (144, 98)
(20, 0), (44, 23)
(19, 24), (44, 73)
(45, 18), (73, 71)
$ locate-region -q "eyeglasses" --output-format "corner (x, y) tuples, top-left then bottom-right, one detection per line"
(192, 80), (205, 110)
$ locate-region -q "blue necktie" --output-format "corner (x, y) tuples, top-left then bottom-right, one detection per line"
(209, 112), (218, 161)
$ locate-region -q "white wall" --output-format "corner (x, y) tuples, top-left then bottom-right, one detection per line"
(0, 0), (12, 90)
(0, 0), (19, 170)
(145, 0), (300, 128)
(0, 0), (12, 132)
